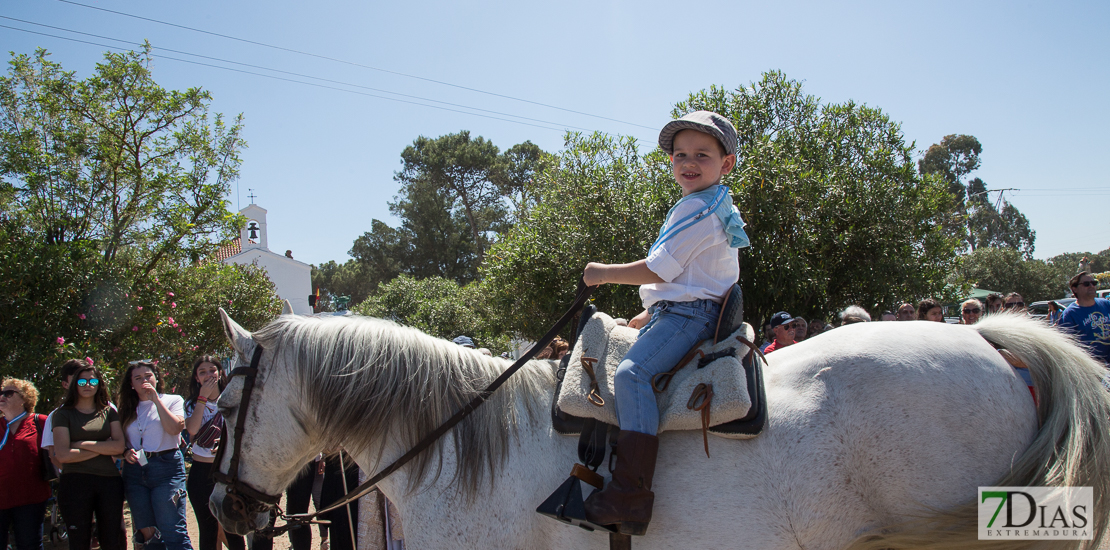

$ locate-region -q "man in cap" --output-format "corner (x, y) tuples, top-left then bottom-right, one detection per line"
(763, 311), (796, 354)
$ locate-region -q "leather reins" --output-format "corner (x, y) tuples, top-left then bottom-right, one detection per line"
(213, 280), (596, 536)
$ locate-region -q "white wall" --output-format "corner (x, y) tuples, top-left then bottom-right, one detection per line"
(224, 251), (313, 315)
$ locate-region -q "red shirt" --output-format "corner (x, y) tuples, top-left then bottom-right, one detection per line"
(0, 414), (52, 509)
(764, 339), (794, 354)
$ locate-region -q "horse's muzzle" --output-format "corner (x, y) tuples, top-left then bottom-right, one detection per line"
(210, 483), (271, 536)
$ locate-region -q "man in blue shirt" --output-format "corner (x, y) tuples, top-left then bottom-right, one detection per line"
(1059, 271), (1110, 365)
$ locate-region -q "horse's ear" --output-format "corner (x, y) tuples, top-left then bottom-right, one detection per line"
(219, 307), (255, 357)
(281, 300), (294, 316)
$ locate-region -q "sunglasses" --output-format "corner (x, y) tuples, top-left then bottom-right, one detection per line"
(1004, 302), (1025, 309)
(1076, 281), (1099, 288)
(962, 308), (981, 314)
(76, 378), (100, 387)
(0, 389), (20, 398)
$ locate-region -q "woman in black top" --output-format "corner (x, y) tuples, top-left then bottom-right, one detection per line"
(52, 365), (126, 550)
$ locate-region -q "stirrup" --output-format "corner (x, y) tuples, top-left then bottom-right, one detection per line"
(536, 465), (618, 533)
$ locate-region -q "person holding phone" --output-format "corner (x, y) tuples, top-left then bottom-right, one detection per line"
(117, 361), (192, 550)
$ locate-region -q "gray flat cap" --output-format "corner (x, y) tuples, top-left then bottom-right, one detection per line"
(658, 110), (738, 157)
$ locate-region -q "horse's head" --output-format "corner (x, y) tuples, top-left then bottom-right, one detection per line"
(210, 305), (321, 535)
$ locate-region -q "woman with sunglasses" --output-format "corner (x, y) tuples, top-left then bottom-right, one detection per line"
(959, 299), (983, 325)
(117, 362), (192, 550)
(52, 366), (126, 550)
(183, 356), (244, 550)
(1, 378), (52, 550)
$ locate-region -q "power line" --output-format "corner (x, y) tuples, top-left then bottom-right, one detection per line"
(1, 23), (663, 140)
(0, 17), (607, 135)
(53, 0), (657, 131)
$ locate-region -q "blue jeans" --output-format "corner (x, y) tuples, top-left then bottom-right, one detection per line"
(614, 299), (720, 435)
(122, 450), (192, 550)
(0, 500), (47, 550)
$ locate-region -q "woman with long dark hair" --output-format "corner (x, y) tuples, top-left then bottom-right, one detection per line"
(183, 356), (244, 550)
(117, 361), (192, 550)
(51, 365), (126, 550)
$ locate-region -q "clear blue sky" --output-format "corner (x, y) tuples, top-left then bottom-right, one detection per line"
(4, 0), (1107, 267)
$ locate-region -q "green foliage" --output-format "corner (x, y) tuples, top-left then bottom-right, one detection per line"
(694, 74), (963, 322)
(918, 134), (1035, 257)
(0, 47), (278, 411)
(353, 274), (507, 352)
(482, 73), (965, 337)
(0, 222), (281, 411)
(311, 259), (375, 310)
(480, 132), (672, 338)
(950, 247), (1065, 303)
(321, 134), (551, 303)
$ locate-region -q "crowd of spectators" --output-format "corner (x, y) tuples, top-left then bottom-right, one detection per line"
(757, 272), (1110, 365)
(1, 356), (361, 550)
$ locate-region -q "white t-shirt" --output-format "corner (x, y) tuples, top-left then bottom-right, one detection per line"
(125, 394), (185, 453)
(185, 400), (220, 459)
(640, 197), (739, 307)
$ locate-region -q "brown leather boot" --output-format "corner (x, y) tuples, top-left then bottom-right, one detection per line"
(583, 430), (659, 536)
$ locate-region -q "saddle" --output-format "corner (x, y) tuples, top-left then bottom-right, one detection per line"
(551, 285), (767, 442)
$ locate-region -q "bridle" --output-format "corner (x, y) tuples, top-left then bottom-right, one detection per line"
(211, 346), (284, 527)
(212, 281), (596, 537)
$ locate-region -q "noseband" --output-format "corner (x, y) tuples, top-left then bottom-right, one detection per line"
(212, 345), (283, 521)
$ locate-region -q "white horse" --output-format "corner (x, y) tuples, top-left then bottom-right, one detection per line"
(210, 308), (1110, 550)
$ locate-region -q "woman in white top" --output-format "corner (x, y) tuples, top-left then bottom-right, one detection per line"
(116, 362), (192, 550)
(183, 356), (244, 550)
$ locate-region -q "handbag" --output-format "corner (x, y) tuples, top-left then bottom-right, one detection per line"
(33, 414), (58, 482)
(194, 408), (223, 450)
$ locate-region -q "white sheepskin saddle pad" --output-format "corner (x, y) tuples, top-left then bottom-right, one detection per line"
(557, 310), (753, 435)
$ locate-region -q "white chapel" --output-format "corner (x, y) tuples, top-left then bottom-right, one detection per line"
(219, 203), (313, 315)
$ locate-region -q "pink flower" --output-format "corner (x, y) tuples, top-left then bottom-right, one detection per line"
(171, 302), (177, 308)
(85, 357), (93, 365)
(137, 306), (143, 311)
(152, 328), (157, 333)
(78, 313), (86, 320)
(167, 317), (175, 324)
(177, 328), (183, 333)
(56, 336), (65, 344)
(167, 292), (175, 297)
(192, 345), (199, 351)
(132, 326), (139, 331)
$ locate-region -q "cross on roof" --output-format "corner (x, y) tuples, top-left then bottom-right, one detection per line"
(247, 189), (257, 204)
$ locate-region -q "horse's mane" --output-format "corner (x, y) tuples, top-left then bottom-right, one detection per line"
(252, 314), (554, 497)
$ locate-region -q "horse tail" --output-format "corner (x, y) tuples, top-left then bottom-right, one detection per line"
(847, 314), (1110, 550)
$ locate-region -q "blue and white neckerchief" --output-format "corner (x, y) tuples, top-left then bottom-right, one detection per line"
(0, 410), (28, 451)
(649, 184), (750, 256)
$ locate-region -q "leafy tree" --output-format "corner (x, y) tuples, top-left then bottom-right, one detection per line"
(918, 135), (1034, 257)
(353, 274), (507, 352)
(310, 259), (375, 311)
(918, 134), (982, 202)
(949, 247), (1066, 303)
(493, 141), (549, 223)
(0, 46), (246, 270)
(482, 72), (962, 337)
(0, 222), (281, 410)
(0, 46), (278, 410)
(395, 132), (508, 267)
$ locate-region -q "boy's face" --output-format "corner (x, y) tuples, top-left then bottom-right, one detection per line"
(670, 129), (736, 196)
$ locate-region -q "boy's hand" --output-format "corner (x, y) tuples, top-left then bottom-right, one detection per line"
(628, 309), (651, 329)
(583, 262), (607, 287)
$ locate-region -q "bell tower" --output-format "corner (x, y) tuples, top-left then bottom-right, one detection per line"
(240, 204), (268, 251)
